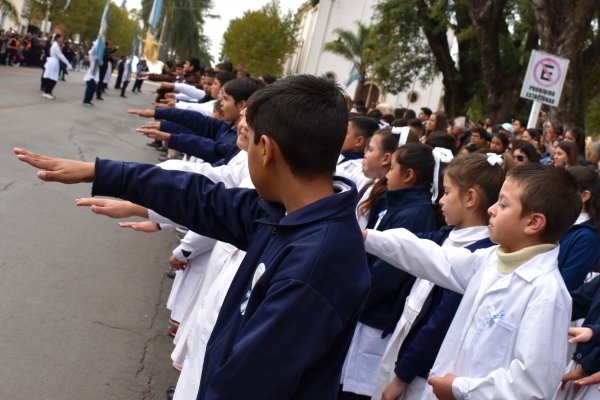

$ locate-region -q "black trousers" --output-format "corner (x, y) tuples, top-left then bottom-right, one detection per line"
(120, 81), (129, 97)
(132, 79), (143, 92)
(84, 79), (97, 104)
(42, 78), (57, 95)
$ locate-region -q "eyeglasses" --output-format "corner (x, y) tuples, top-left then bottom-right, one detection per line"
(514, 155), (525, 162)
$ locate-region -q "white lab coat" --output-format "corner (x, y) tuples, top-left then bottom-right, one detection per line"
(335, 155), (370, 194)
(176, 99), (215, 116)
(370, 226), (490, 400)
(365, 228), (571, 400)
(84, 42), (100, 82)
(167, 231), (216, 324)
(174, 83), (206, 101)
(43, 41), (71, 81)
(102, 60), (112, 84)
(159, 151), (248, 187)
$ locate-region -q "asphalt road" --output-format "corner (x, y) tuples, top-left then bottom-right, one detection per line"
(0, 65), (180, 399)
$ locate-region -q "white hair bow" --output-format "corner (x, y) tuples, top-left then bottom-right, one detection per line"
(431, 147), (454, 204)
(391, 126), (411, 147)
(486, 153), (504, 167)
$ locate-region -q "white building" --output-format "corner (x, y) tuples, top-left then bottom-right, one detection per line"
(284, 0), (446, 113)
(0, 0), (28, 33)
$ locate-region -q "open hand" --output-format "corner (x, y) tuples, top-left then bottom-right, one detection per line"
(75, 198), (148, 218)
(14, 148), (94, 183)
(128, 108), (155, 118)
(136, 127), (171, 141)
(119, 221), (159, 232)
(561, 365), (586, 391)
(574, 370), (600, 389)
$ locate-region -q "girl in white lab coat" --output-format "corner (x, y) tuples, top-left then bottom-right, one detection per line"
(42, 34), (72, 99)
(373, 153), (504, 400)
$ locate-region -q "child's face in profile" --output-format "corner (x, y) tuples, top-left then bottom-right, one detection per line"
(385, 155), (409, 191)
(362, 134), (389, 179)
(221, 92), (239, 123)
(487, 178), (528, 252)
(439, 175), (466, 228)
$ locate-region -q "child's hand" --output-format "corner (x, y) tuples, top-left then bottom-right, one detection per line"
(561, 365), (587, 391)
(75, 198), (148, 218)
(14, 148), (94, 183)
(574, 370), (600, 390)
(569, 327), (594, 344)
(428, 374), (456, 400)
(169, 255), (187, 270)
(118, 221), (159, 232)
(128, 108), (155, 118)
(136, 127), (170, 142)
(382, 377), (406, 400)
(139, 121), (161, 130)
(362, 229), (368, 241)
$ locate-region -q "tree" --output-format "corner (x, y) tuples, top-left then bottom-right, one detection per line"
(24, 0), (138, 52)
(0, 0), (18, 23)
(324, 22), (375, 101)
(140, 0), (213, 65)
(222, 0), (298, 76)
(370, 0), (600, 127)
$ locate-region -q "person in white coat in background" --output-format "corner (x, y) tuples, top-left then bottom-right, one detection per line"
(83, 41), (100, 106)
(42, 34), (72, 99)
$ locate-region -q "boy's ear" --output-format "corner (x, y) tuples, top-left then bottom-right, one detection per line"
(355, 135), (366, 150)
(524, 212), (547, 237)
(260, 134), (275, 168)
(236, 100), (247, 111)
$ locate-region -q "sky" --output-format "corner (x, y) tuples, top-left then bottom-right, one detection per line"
(125, 0), (306, 63)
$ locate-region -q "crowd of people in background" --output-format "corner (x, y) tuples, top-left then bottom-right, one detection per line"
(7, 29), (600, 400)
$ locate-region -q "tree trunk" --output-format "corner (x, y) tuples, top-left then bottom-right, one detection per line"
(466, 0), (523, 123)
(531, 0), (600, 128)
(353, 76), (365, 102)
(417, 1), (467, 115)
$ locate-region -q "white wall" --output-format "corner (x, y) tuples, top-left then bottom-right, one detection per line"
(285, 0), (446, 113)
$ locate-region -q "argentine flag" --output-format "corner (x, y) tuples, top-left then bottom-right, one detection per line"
(95, 0), (110, 66)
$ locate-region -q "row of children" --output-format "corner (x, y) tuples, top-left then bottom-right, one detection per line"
(13, 73), (600, 400)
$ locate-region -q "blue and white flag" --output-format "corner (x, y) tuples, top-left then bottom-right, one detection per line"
(95, 0), (110, 66)
(129, 26), (139, 59)
(346, 62), (362, 87)
(148, 0), (164, 32)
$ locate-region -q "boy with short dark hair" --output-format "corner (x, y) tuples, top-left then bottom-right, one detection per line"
(363, 164), (581, 399)
(15, 74), (370, 400)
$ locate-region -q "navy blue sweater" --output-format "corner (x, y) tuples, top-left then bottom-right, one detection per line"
(558, 219), (600, 291)
(571, 275), (600, 374)
(91, 161), (370, 400)
(156, 108), (237, 164)
(360, 186), (437, 335)
(394, 226), (494, 383)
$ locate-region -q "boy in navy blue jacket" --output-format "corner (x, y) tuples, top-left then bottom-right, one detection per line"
(130, 78), (264, 164)
(15, 75), (370, 399)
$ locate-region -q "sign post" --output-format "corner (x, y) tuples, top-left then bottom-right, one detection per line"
(520, 50), (569, 128)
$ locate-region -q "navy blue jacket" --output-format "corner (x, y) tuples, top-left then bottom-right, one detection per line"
(571, 275), (600, 374)
(394, 226), (494, 382)
(360, 186), (437, 335)
(558, 220), (600, 291)
(91, 161), (370, 400)
(156, 108), (237, 164)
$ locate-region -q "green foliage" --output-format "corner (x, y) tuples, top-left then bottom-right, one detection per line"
(222, 0), (298, 76)
(0, 0), (19, 23)
(324, 22), (374, 73)
(25, 0), (138, 50)
(585, 92), (600, 138)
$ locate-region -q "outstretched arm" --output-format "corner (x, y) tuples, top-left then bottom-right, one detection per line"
(14, 148), (94, 183)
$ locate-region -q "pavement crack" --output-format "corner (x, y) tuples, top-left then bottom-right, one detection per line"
(0, 181), (16, 194)
(139, 271), (170, 399)
(67, 132), (86, 161)
(91, 320), (143, 335)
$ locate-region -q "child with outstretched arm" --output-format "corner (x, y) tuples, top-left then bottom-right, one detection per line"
(363, 164), (581, 399)
(15, 75), (370, 400)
